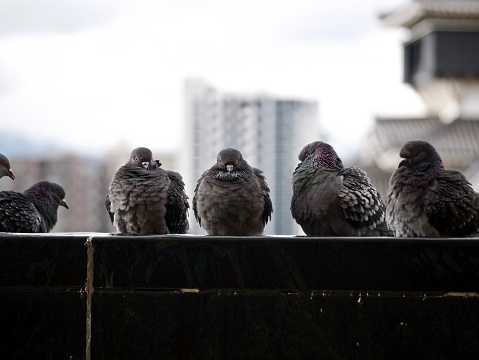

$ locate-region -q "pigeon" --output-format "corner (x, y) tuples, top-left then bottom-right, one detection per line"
(387, 139), (479, 237)
(106, 147), (189, 235)
(0, 154), (15, 180)
(291, 141), (391, 236)
(149, 159), (190, 234)
(0, 181), (68, 233)
(193, 148), (273, 236)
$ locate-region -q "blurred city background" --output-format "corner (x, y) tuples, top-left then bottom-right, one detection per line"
(1, 0), (478, 234)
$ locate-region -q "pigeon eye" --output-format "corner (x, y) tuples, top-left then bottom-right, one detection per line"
(304, 152), (310, 158)
(134, 156), (139, 161)
(413, 151), (419, 156)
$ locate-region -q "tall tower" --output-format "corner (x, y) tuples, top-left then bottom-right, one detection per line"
(183, 78), (319, 235)
(382, 0), (479, 123)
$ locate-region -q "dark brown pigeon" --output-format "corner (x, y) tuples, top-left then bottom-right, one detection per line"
(291, 141), (391, 236)
(106, 147), (189, 235)
(0, 181), (68, 233)
(387, 139), (479, 237)
(0, 154), (15, 180)
(193, 148), (272, 236)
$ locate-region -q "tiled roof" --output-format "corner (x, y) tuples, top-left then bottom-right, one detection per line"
(372, 117), (479, 169)
(381, 0), (479, 28)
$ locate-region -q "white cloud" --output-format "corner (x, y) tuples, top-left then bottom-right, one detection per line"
(0, 0), (422, 157)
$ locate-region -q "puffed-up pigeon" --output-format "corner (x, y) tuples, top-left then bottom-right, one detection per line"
(0, 154), (15, 180)
(193, 148), (273, 236)
(0, 181), (68, 233)
(291, 141), (391, 236)
(106, 147), (189, 235)
(387, 139), (479, 237)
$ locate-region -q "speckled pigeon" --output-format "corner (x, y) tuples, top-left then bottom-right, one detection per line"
(193, 148), (273, 236)
(0, 154), (15, 180)
(0, 181), (68, 233)
(387, 139), (479, 237)
(106, 147), (189, 235)
(291, 141), (391, 236)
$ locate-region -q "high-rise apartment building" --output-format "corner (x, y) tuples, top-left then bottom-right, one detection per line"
(183, 78), (319, 235)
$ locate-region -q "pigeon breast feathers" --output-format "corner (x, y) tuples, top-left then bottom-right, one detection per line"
(193, 148), (272, 236)
(106, 147), (189, 234)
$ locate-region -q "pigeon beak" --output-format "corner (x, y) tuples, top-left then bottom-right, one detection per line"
(60, 199), (69, 209)
(8, 169), (15, 180)
(142, 161), (149, 169)
(226, 164), (234, 173)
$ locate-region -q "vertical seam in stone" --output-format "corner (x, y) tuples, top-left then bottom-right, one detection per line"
(85, 236), (94, 360)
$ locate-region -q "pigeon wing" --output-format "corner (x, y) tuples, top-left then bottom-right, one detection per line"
(0, 192), (43, 232)
(165, 170), (190, 234)
(105, 194), (114, 224)
(253, 167), (273, 226)
(424, 170), (479, 236)
(337, 167), (386, 230)
(192, 172), (206, 227)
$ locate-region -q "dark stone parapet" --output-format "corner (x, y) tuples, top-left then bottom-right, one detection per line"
(1, 233), (479, 359)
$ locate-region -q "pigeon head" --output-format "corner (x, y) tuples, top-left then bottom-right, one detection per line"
(23, 181), (68, 232)
(0, 154), (15, 180)
(128, 147), (153, 169)
(298, 141), (343, 170)
(48, 182), (69, 209)
(398, 140), (444, 174)
(216, 148), (247, 173)
(25, 181), (69, 209)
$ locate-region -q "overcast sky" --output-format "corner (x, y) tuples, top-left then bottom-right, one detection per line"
(0, 0), (426, 158)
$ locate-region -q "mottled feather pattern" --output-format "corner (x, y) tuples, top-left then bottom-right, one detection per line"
(291, 141), (390, 236)
(387, 140), (479, 237)
(338, 167), (386, 230)
(425, 172), (479, 236)
(0, 192), (43, 232)
(0, 181), (68, 233)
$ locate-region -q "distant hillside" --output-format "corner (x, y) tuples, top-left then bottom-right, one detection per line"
(0, 131), (100, 159)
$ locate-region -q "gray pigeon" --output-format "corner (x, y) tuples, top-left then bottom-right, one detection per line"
(193, 148), (273, 236)
(387, 139), (479, 237)
(291, 141), (391, 236)
(0, 154), (15, 180)
(106, 147), (189, 235)
(0, 181), (68, 233)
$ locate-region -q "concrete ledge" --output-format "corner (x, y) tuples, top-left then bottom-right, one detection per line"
(1, 233), (479, 359)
